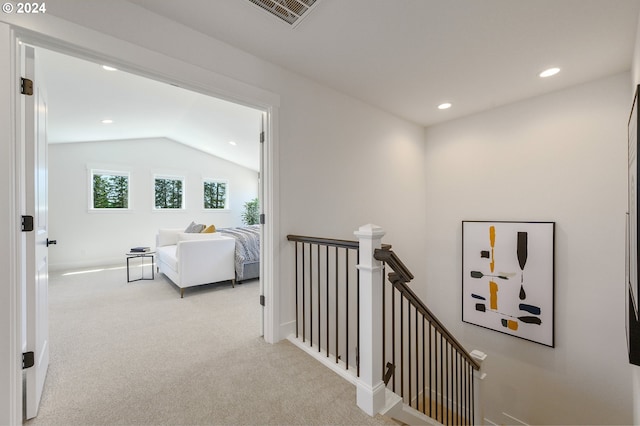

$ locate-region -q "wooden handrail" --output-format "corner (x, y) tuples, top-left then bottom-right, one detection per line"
(375, 248), (480, 371)
(287, 234), (391, 250)
(286, 234), (360, 249)
(374, 247), (413, 282)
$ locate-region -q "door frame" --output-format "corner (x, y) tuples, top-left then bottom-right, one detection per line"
(0, 22), (23, 426)
(1, 15), (281, 425)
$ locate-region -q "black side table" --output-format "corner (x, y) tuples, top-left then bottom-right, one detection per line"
(126, 251), (155, 282)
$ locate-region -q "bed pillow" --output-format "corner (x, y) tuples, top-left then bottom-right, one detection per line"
(201, 225), (216, 233)
(184, 221), (206, 233)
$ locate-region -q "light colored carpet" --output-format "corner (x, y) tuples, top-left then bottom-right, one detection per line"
(27, 264), (392, 425)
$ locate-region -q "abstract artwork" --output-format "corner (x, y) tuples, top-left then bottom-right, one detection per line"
(462, 221), (555, 347)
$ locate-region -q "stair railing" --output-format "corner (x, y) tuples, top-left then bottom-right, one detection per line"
(375, 247), (480, 425)
(287, 224), (485, 424)
(286, 234), (363, 375)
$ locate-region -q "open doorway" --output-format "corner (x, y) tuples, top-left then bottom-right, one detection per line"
(23, 44), (272, 421)
(39, 47), (265, 275)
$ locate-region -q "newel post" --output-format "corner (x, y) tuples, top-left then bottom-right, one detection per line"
(354, 224), (386, 416)
(471, 349), (487, 425)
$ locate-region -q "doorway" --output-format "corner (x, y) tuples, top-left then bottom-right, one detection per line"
(8, 28), (279, 423)
(39, 47), (264, 279)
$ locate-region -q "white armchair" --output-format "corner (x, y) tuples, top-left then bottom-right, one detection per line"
(155, 229), (235, 297)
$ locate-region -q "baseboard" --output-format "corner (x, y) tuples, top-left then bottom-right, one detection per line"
(484, 412), (529, 426)
(279, 320), (296, 341)
(49, 257), (123, 272)
(286, 334), (358, 385)
(501, 412), (529, 426)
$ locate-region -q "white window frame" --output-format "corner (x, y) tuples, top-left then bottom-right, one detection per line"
(202, 178), (229, 210)
(153, 174), (186, 210)
(89, 168), (131, 212)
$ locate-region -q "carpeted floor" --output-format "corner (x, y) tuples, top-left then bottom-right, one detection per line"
(26, 264), (392, 425)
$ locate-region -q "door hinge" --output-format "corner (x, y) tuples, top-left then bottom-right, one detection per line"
(260, 131), (265, 143)
(21, 78), (33, 96)
(23, 351), (35, 369)
(21, 215), (34, 232)
(259, 214), (265, 225)
(260, 295), (265, 306)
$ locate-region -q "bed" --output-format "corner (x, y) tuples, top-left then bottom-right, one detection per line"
(217, 225), (260, 282)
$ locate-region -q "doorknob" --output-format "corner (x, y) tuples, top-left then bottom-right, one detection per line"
(46, 239), (57, 247)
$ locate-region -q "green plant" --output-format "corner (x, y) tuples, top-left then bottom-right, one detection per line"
(241, 198), (260, 225)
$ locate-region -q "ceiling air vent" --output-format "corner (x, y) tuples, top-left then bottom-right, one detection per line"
(248, 0), (319, 27)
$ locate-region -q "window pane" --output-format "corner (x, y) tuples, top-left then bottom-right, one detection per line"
(92, 172), (129, 209)
(203, 181), (227, 209)
(155, 178), (183, 209)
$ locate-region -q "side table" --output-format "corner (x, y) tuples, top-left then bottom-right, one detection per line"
(126, 251), (155, 282)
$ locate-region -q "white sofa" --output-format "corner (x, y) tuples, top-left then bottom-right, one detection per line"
(155, 229), (236, 298)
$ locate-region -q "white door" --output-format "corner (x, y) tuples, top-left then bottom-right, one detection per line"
(259, 113), (266, 336)
(23, 44), (50, 420)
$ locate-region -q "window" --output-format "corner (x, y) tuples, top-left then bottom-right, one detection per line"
(154, 175), (184, 209)
(91, 170), (130, 209)
(203, 179), (228, 209)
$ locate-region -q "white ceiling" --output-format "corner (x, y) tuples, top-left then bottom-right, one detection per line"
(126, 0), (640, 126)
(42, 0), (640, 171)
(39, 48), (264, 171)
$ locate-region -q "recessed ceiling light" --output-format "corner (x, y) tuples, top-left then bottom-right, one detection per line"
(102, 65), (118, 71)
(539, 67), (560, 78)
(101, 119), (113, 124)
(438, 103), (452, 110)
(229, 141), (237, 146)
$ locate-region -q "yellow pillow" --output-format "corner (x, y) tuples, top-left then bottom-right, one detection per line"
(201, 224), (216, 233)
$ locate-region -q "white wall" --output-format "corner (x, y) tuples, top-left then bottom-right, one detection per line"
(424, 73), (632, 425)
(48, 137), (258, 271)
(635, 370), (640, 426)
(277, 78), (427, 334)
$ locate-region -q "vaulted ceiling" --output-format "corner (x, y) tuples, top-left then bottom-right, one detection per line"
(40, 48), (263, 171)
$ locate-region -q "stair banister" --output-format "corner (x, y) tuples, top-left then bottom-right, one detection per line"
(357, 224), (486, 425)
(376, 248), (480, 371)
(288, 224), (486, 425)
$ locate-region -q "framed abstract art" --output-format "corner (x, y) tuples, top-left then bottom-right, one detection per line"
(462, 221), (555, 347)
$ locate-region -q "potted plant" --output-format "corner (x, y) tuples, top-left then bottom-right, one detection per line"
(241, 198), (260, 225)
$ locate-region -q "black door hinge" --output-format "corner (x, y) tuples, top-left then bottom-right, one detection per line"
(259, 214), (265, 225)
(22, 215), (34, 232)
(21, 78), (33, 96)
(260, 131), (265, 143)
(260, 295), (265, 306)
(23, 351), (35, 369)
